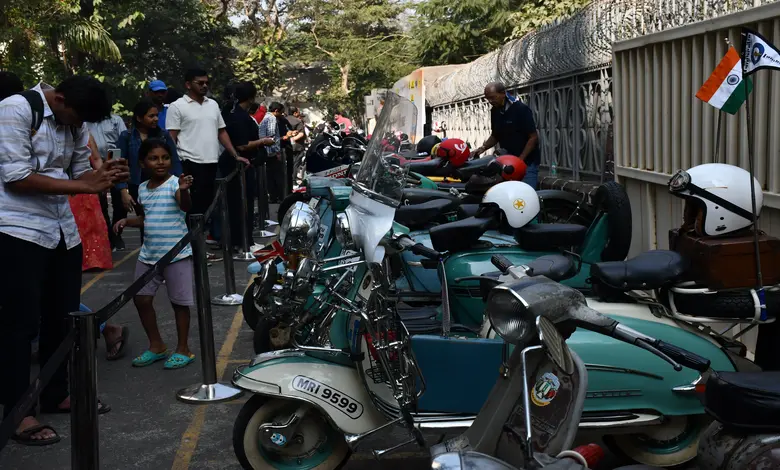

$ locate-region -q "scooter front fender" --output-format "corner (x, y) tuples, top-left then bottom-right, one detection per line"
(232, 349), (388, 435)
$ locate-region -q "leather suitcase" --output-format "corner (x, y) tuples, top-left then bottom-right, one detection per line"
(669, 228), (780, 290)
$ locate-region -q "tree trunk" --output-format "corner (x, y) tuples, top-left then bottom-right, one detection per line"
(340, 63), (350, 94)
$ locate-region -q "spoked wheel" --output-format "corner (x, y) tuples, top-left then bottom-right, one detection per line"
(233, 396), (351, 470)
(605, 415), (707, 467)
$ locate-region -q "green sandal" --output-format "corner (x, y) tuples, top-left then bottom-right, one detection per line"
(132, 350), (168, 367)
(164, 353), (195, 369)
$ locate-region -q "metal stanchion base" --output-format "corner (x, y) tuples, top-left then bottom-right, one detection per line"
(233, 251), (257, 262)
(176, 383), (243, 404)
(212, 293), (243, 306)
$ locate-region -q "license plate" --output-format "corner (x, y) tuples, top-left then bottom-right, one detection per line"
(292, 375), (364, 419)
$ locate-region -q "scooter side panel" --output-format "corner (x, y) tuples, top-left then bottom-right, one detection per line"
(233, 353), (388, 435)
(411, 335), (504, 414)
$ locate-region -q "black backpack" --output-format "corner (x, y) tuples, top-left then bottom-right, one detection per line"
(20, 89), (45, 135)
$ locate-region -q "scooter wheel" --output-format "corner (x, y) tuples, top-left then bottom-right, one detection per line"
(242, 283), (262, 331)
(604, 415), (707, 467)
(233, 396), (351, 470)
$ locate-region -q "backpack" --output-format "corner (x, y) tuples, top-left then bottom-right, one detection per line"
(20, 89), (45, 136)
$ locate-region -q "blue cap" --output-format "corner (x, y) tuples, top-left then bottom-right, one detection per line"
(149, 80), (167, 91)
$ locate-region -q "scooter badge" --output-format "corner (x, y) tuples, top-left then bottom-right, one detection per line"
(531, 372), (561, 407)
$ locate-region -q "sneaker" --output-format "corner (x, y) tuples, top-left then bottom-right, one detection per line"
(205, 234), (219, 246)
(206, 252), (223, 263)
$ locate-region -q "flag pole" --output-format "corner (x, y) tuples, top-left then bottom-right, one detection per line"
(714, 110), (723, 163)
(741, 31), (767, 321)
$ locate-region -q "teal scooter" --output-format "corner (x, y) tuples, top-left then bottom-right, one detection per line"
(233, 93), (755, 468)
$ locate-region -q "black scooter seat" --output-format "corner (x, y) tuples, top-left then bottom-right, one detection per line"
(430, 216), (498, 253)
(591, 250), (688, 291)
(401, 187), (460, 204)
(405, 158), (449, 177)
(515, 224), (588, 251)
(704, 371), (780, 431)
(455, 156), (494, 180)
(395, 199), (460, 230)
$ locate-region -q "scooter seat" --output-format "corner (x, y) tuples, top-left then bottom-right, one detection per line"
(436, 182), (467, 191)
(395, 199), (460, 230)
(515, 223), (588, 251)
(401, 187), (460, 204)
(430, 216), (499, 253)
(458, 204), (480, 218)
(704, 371), (780, 431)
(455, 156), (495, 180)
(405, 158), (450, 177)
(591, 250), (688, 291)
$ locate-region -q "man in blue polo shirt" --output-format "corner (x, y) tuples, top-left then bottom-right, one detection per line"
(472, 81), (540, 189)
(147, 80), (168, 130)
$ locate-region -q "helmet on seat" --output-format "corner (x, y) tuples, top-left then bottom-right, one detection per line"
(495, 155), (527, 181)
(668, 163), (763, 237)
(434, 138), (470, 167)
(417, 135), (442, 156)
(482, 181), (540, 228)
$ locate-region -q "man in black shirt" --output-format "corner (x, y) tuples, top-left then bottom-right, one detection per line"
(472, 82), (540, 189)
(284, 107), (306, 190)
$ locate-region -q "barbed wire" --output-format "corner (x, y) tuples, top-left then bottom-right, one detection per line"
(427, 0), (775, 106)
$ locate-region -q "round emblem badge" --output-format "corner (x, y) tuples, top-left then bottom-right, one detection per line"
(726, 74), (740, 86)
(531, 372), (561, 407)
(513, 199), (526, 211)
(752, 43), (765, 65)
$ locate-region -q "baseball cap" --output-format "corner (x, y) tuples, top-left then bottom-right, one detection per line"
(149, 80), (168, 92)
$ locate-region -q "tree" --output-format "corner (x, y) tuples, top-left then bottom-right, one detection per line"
(410, 0), (514, 66)
(505, 0), (590, 39)
(290, 0), (416, 115)
(0, 0), (121, 84)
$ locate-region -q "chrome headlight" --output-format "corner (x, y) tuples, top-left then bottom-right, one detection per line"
(280, 202), (321, 255)
(335, 213), (355, 249)
(486, 285), (536, 345)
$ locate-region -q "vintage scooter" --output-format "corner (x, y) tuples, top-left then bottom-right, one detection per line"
(427, 258), (710, 470)
(230, 94), (752, 469)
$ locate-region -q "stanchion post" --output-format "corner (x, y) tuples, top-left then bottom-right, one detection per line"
(255, 162), (276, 241)
(213, 178), (242, 306)
(69, 310), (100, 470)
(177, 214), (243, 403)
(234, 164), (256, 262)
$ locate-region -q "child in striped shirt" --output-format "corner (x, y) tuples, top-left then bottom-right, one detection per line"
(114, 138), (196, 369)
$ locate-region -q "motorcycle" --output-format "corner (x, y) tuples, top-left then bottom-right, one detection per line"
(232, 94), (754, 468)
(429, 255), (708, 470)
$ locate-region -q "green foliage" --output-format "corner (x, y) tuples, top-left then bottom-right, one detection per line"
(507, 0), (591, 39)
(233, 44), (285, 95)
(410, 0), (515, 66)
(290, 0), (416, 116)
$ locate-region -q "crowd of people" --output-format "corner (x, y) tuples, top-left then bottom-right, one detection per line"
(0, 67), (315, 447)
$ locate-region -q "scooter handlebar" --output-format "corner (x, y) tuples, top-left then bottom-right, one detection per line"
(654, 340), (711, 373)
(395, 235), (441, 260)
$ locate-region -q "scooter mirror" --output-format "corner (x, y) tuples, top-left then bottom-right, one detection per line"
(537, 315), (575, 375)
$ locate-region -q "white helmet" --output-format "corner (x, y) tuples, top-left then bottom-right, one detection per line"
(669, 163), (763, 237)
(482, 181), (540, 228)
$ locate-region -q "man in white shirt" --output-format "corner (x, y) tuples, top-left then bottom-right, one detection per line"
(166, 69), (246, 230)
(0, 76), (128, 445)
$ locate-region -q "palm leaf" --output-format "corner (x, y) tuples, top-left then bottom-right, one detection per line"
(59, 19), (121, 62)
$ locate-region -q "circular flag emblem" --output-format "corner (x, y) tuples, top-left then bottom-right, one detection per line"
(531, 372), (561, 407)
(726, 74), (740, 86)
(752, 43), (765, 65)
(513, 199), (526, 210)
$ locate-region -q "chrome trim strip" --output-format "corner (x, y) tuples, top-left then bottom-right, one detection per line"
(578, 412), (663, 429)
(584, 363), (664, 381)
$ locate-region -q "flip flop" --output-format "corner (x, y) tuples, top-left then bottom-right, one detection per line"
(132, 349), (169, 367)
(11, 424), (61, 446)
(41, 399), (111, 415)
(164, 353), (195, 369)
(106, 326), (130, 361)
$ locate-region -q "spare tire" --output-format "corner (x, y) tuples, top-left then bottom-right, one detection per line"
(593, 181), (632, 262)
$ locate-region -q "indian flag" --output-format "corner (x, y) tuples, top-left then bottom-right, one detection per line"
(696, 46), (753, 115)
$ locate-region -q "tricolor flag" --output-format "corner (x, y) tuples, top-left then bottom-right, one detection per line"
(696, 46), (753, 115)
(742, 28), (780, 75)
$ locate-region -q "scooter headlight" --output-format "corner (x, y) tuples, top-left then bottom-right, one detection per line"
(280, 202), (321, 255)
(486, 285), (536, 346)
(335, 212), (355, 249)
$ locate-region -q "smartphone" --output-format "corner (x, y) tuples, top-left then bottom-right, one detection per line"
(107, 148), (121, 160)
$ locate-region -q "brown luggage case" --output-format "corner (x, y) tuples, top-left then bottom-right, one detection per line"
(669, 229), (780, 290)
